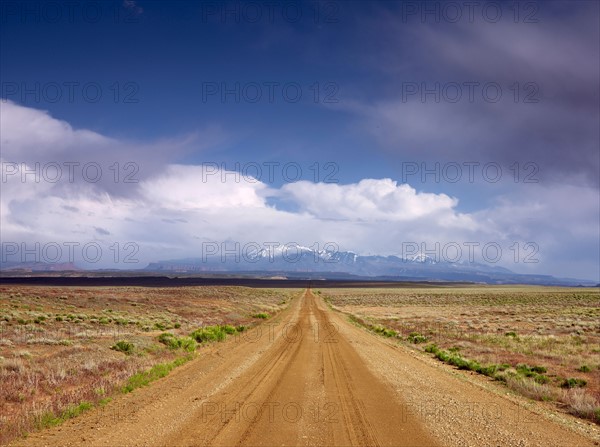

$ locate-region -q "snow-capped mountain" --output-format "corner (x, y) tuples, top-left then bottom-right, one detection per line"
(143, 244), (549, 283)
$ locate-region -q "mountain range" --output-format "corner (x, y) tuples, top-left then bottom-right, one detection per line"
(143, 245), (596, 286)
(1, 245), (596, 286)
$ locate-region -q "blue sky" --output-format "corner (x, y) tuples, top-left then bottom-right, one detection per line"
(1, 0), (599, 280)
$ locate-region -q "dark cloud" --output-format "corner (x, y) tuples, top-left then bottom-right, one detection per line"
(334, 2), (600, 186)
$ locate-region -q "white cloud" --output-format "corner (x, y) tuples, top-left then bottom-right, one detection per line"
(1, 102), (598, 280)
(138, 164), (269, 210)
(0, 100), (111, 158)
(280, 178), (460, 221)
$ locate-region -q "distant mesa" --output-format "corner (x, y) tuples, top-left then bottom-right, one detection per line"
(0, 261), (81, 272)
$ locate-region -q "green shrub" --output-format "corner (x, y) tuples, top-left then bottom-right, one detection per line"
(122, 355), (193, 393)
(221, 325), (237, 335)
(252, 313), (270, 319)
(158, 333), (179, 349)
(424, 344), (500, 375)
(157, 332), (173, 342)
(479, 364), (499, 377)
(372, 325), (397, 337)
(578, 365), (591, 373)
(190, 326), (227, 343)
(157, 333), (197, 352)
(407, 332), (428, 344)
(178, 337), (198, 352)
(111, 340), (134, 355)
(35, 402), (93, 429)
(424, 344), (439, 354)
(189, 324), (244, 343)
(516, 364), (547, 376)
(561, 378), (587, 388)
(62, 402), (93, 419)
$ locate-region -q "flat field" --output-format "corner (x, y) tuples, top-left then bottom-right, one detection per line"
(0, 285), (298, 444)
(320, 286), (600, 423)
(2, 284), (599, 447)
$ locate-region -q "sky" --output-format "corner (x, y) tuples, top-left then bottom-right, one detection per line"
(0, 0), (599, 280)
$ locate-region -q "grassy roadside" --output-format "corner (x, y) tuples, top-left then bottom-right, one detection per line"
(317, 287), (600, 425)
(28, 322), (249, 438)
(0, 286), (297, 445)
(347, 311), (600, 423)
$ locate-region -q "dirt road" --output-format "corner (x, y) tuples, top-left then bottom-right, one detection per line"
(12, 290), (599, 447)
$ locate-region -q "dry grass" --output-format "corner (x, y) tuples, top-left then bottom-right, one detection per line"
(321, 286), (600, 424)
(0, 285), (299, 445)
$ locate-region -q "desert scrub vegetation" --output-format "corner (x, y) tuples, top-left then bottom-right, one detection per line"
(347, 314), (398, 338)
(348, 315), (430, 343)
(407, 332), (428, 344)
(371, 324), (398, 338)
(561, 377), (587, 389)
(35, 401), (94, 430)
(0, 284), (300, 445)
(423, 343), (598, 421)
(158, 332), (198, 352)
(189, 324), (245, 343)
(424, 344), (510, 377)
(323, 286), (600, 424)
(121, 355), (194, 393)
(111, 340), (135, 355)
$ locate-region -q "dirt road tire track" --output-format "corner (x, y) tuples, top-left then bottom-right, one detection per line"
(10, 289), (599, 447)
(165, 289), (436, 446)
